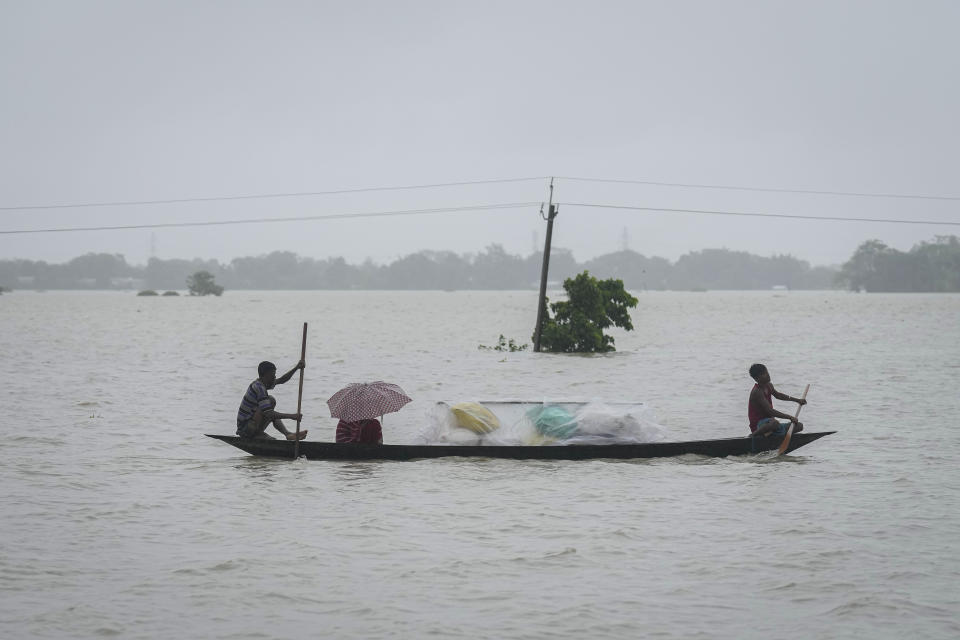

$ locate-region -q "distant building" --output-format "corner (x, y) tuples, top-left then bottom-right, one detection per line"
(110, 277), (146, 290)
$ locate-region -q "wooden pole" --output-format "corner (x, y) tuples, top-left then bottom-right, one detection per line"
(533, 178), (557, 353)
(777, 384), (809, 456)
(294, 322), (307, 459)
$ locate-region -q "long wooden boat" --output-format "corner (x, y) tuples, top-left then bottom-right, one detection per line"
(205, 431), (835, 461)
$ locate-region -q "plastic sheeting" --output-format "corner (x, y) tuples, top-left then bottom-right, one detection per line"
(449, 402), (501, 434)
(417, 401), (666, 446)
(527, 405), (578, 440)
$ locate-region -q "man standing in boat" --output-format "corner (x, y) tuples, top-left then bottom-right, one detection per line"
(236, 360), (307, 440)
(748, 363), (806, 437)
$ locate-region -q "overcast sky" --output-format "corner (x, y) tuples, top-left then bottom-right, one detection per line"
(1, 0), (957, 266)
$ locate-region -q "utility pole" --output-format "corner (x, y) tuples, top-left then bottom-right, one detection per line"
(532, 178), (558, 353)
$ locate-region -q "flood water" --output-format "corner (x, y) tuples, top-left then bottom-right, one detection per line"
(2, 289), (958, 639)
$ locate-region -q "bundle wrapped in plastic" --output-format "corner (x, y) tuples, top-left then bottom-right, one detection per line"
(527, 405), (578, 440)
(561, 402), (665, 444)
(450, 402), (501, 434)
(418, 400), (666, 446)
(416, 401), (501, 445)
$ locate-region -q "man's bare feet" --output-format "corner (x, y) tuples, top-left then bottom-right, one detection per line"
(285, 430), (308, 441)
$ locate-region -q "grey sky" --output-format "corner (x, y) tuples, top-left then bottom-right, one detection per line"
(1, 0), (957, 266)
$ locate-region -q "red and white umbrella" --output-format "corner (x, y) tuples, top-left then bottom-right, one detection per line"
(327, 381), (412, 422)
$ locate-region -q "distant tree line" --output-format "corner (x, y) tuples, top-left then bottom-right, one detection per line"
(4, 237), (957, 291)
(0, 244), (844, 291)
(835, 236), (960, 292)
(6, 237), (957, 292)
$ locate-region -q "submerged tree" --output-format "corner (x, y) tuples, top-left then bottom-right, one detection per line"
(537, 271), (638, 353)
(186, 270), (224, 296)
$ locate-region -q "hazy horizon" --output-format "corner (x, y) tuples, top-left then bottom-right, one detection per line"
(0, 237), (863, 268)
(2, 1), (958, 266)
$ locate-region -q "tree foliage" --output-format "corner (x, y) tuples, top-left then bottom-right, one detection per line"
(537, 271), (639, 353)
(186, 270), (224, 296)
(146, 256), (221, 290)
(478, 335), (529, 352)
(836, 236), (960, 292)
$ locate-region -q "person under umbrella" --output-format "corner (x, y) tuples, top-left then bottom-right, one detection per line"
(328, 381), (412, 444)
(335, 418), (383, 444)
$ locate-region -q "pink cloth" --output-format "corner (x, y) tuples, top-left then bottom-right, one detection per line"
(335, 419), (382, 444)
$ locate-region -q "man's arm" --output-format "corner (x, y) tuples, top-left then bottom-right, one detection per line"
(752, 386), (801, 422)
(770, 385), (807, 406)
(262, 409), (303, 423)
(276, 359), (306, 385)
(254, 407), (303, 424)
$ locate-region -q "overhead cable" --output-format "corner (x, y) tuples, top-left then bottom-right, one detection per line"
(0, 202), (540, 235)
(559, 202), (960, 226)
(557, 176), (960, 202)
(5, 175), (957, 214)
(0, 177), (549, 212)
(4, 200), (955, 235)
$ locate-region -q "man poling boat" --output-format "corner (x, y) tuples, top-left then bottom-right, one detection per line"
(235, 359), (307, 441)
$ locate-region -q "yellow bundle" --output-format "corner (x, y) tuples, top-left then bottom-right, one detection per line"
(449, 402), (501, 434)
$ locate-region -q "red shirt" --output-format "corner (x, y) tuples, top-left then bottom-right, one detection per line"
(748, 383), (772, 433)
(336, 419), (382, 444)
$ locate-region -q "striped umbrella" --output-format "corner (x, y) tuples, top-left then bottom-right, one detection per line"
(327, 381), (412, 422)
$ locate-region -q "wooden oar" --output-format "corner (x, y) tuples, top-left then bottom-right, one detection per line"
(294, 322), (307, 459)
(777, 384), (810, 456)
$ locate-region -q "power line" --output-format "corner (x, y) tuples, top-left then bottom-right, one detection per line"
(557, 176), (960, 202)
(560, 202), (960, 226)
(3, 200), (955, 235)
(5, 174), (957, 215)
(0, 202), (540, 235)
(0, 176), (549, 212)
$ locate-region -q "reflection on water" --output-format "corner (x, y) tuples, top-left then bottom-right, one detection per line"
(331, 462), (382, 483)
(232, 457), (287, 482)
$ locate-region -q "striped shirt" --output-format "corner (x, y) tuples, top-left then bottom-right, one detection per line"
(237, 379), (272, 424)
